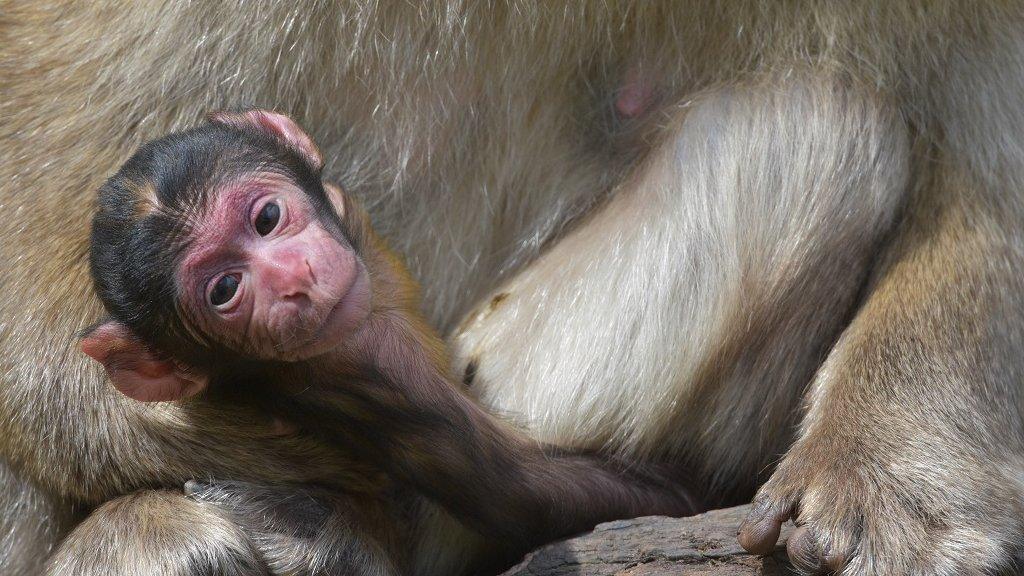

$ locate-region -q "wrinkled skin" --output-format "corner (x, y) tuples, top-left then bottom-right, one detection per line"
(176, 175), (369, 361)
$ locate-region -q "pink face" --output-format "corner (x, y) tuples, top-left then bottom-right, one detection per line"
(178, 174), (371, 361)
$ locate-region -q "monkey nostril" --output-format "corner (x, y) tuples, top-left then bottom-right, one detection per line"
(281, 291), (311, 304)
(305, 258), (317, 285)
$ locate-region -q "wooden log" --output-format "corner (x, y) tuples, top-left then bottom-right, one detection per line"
(503, 505), (795, 576)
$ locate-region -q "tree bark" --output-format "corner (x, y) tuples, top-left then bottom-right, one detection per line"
(503, 505), (794, 576)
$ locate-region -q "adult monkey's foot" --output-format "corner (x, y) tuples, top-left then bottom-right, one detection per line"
(740, 432), (1022, 575)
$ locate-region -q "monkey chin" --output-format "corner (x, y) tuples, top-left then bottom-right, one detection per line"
(283, 260), (372, 361)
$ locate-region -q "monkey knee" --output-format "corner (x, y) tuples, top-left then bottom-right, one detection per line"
(46, 490), (267, 576)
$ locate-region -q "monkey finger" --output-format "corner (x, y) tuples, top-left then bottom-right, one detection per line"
(738, 499), (791, 555)
(786, 525), (829, 575)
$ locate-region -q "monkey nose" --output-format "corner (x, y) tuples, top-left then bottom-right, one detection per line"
(264, 254), (316, 299)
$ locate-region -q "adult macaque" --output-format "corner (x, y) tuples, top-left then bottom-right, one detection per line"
(3, 3), (1024, 575)
(75, 109), (694, 572)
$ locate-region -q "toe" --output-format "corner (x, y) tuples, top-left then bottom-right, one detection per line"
(738, 500), (790, 555)
(787, 525), (828, 575)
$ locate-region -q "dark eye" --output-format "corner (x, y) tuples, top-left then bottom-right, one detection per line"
(254, 201), (281, 236)
(209, 274), (240, 307)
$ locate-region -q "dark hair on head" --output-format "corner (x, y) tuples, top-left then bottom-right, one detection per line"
(89, 118), (334, 366)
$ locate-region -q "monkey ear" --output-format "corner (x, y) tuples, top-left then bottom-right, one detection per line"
(208, 109), (323, 171)
(80, 321), (208, 402)
(324, 183), (347, 219)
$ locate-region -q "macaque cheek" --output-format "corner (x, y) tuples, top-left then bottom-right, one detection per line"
(217, 312), (257, 351)
(292, 230), (371, 356)
(181, 293), (255, 355)
(305, 226), (358, 298)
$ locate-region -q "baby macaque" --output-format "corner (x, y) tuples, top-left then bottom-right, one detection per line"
(80, 110), (696, 567)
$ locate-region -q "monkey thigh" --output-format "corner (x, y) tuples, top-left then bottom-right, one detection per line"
(452, 73), (908, 489)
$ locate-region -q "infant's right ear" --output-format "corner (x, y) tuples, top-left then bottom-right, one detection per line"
(207, 109), (323, 172)
(80, 321), (208, 402)
(324, 183), (347, 219)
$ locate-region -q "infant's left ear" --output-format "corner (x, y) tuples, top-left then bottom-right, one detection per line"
(208, 109), (323, 171)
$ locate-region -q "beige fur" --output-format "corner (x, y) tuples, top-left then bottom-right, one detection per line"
(455, 76), (908, 495)
(0, 459), (71, 576)
(2, 2), (1024, 574)
(46, 490), (267, 575)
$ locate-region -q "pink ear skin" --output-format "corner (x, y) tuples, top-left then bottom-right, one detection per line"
(80, 321), (208, 402)
(208, 109), (323, 171)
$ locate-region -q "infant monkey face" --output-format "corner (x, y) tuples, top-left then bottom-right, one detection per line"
(179, 175), (371, 361)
